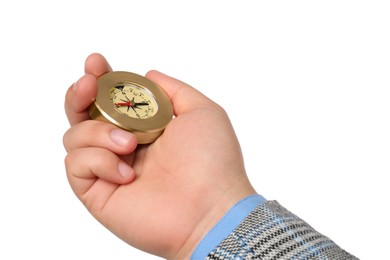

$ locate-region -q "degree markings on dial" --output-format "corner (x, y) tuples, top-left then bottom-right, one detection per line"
(111, 84), (156, 119)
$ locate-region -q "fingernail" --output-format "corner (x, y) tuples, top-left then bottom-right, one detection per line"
(111, 129), (133, 146)
(72, 80), (79, 92)
(118, 162), (134, 178)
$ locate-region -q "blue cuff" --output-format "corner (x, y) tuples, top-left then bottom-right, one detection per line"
(191, 194), (266, 260)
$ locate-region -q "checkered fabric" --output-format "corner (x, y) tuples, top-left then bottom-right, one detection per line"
(206, 201), (358, 260)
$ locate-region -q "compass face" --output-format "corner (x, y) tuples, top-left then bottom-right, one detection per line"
(110, 83), (158, 119)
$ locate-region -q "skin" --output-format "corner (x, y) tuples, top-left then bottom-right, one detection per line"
(63, 53), (257, 259)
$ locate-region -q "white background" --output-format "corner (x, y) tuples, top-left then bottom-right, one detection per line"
(0, 1), (389, 259)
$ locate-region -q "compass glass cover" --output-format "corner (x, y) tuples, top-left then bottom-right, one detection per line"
(109, 83), (158, 119)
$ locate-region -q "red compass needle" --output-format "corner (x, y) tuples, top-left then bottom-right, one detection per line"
(115, 102), (133, 107)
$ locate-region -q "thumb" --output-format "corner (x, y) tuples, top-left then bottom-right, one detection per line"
(145, 70), (217, 116)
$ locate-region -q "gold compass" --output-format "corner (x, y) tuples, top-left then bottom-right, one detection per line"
(89, 71), (173, 144)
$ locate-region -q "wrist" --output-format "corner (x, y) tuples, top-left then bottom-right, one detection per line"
(173, 178), (258, 260)
(191, 194), (266, 260)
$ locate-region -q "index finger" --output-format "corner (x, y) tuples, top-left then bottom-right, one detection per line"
(65, 53), (112, 126)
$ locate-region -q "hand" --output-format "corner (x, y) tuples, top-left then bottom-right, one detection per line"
(63, 53), (256, 259)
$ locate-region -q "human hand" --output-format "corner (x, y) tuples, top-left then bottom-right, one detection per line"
(63, 53), (256, 259)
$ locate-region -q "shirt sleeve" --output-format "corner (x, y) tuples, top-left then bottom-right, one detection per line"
(191, 195), (358, 260)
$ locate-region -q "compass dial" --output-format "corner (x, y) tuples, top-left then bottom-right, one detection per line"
(110, 83), (158, 119)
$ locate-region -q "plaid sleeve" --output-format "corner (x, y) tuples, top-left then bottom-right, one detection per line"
(204, 201), (358, 260)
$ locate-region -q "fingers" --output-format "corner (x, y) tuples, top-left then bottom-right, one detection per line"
(65, 74), (98, 125)
(145, 70), (220, 116)
(65, 147), (135, 207)
(64, 106), (138, 212)
(84, 53), (113, 77)
(65, 53), (112, 126)
(63, 120), (137, 154)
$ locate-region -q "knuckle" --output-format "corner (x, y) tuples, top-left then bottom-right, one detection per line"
(64, 152), (76, 178)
